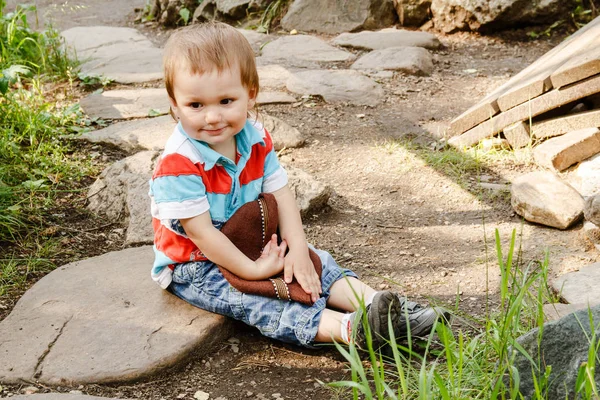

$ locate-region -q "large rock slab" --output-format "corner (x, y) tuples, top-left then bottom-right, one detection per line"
(533, 127), (600, 171)
(511, 171), (584, 229)
(238, 29), (272, 54)
(87, 151), (158, 246)
(552, 263), (600, 305)
(88, 153), (330, 244)
(80, 89), (169, 120)
(281, 0), (397, 34)
(286, 69), (384, 107)
(332, 28), (441, 50)
(80, 115), (175, 153)
(351, 46), (433, 75)
(258, 35), (355, 68)
(62, 26), (162, 84)
(0, 246), (231, 385)
(511, 304), (600, 399)
(431, 0), (577, 33)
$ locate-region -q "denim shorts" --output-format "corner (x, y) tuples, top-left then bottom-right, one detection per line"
(168, 247), (357, 348)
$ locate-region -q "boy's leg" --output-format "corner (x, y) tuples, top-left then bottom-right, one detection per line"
(315, 309), (345, 342)
(327, 276), (377, 312)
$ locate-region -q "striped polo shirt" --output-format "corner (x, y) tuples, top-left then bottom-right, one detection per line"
(149, 119), (288, 288)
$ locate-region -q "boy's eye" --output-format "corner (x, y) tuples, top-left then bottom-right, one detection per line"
(190, 102), (202, 109)
(220, 98), (233, 105)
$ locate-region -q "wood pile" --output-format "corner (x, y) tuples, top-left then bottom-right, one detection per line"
(448, 15), (600, 172)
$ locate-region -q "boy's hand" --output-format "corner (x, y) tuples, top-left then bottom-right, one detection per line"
(284, 249), (321, 303)
(255, 234), (287, 278)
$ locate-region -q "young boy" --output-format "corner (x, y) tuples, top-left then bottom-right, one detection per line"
(149, 21), (445, 349)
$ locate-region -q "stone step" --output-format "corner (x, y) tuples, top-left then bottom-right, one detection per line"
(61, 26), (162, 84)
(0, 246), (231, 385)
(331, 28), (442, 50)
(552, 262), (600, 306)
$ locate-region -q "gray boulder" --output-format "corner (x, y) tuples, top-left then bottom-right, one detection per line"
(431, 0), (578, 33)
(258, 35), (355, 68)
(511, 171), (584, 229)
(281, 0), (397, 34)
(510, 304), (600, 399)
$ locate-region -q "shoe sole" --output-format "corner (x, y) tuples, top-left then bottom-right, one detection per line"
(368, 291), (402, 347)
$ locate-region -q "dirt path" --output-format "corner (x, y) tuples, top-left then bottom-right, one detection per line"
(2, 2), (599, 399)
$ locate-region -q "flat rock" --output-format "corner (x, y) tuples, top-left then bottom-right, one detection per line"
(332, 28), (441, 50)
(552, 262), (600, 306)
(258, 65), (293, 89)
(585, 194), (600, 225)
(533, 109), (600, 139)
(79, 88), (169, 120)
(62, 26), (162, 83)
(511, 171), (584, 229)
(573, 153), (600, 197)
(257, 91), (297, 104)
(285, 165), (332, 218)
(0, 246), (231, 385)
(11, 395), (121, 400)
(543, 303), (589, 321)
(259, 35), (355, 67)
(286, 69), (384, 107)
(89, 153), (329, 244)
(80, 115), (175, 153)
(258, 114), (305, 150)
(351, 46), (433, 75)
(533, 127), (600, 171)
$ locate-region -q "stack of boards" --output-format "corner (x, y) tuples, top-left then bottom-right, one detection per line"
(448, 16), (600, 172)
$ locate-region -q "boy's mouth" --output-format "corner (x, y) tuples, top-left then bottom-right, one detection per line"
(202, 127), (226, 135)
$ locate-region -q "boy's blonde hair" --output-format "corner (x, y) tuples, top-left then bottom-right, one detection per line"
(163, 21), (259, 102)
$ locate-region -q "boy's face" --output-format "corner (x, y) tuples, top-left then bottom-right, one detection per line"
(169, 63), (256, 155)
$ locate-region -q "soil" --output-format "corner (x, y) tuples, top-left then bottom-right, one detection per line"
(2, 2), (600, 399)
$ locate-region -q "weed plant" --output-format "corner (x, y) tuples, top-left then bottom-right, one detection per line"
(0, 1), (95, 296)
(329, 228), (600, 399)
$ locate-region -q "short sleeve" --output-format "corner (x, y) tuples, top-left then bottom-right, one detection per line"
(261, 129), (288, 193)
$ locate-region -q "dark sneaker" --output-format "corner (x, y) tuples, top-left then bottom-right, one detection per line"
(353, 291), (402, 349)
(395, 297), (451, 339)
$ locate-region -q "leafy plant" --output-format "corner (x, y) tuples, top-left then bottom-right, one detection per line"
(258, 0), (290, 33)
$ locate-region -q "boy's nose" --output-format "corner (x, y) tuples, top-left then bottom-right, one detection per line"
(205, 109), (221, 124)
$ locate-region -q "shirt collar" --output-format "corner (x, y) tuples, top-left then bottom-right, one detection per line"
(178, 120), (266, 170)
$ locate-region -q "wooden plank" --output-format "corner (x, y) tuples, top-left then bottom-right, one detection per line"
(449, 16), (600, 136)
(497, 17), (600, 111)
(448, 73), (600, 148)
(533, 109), (600, 139)
(551, 39), (600, 89)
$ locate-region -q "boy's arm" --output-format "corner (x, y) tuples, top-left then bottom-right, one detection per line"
(272, 184), (322, 302)
(180, 212), (284, 280)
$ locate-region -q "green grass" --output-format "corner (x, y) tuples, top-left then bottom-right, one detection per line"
(329, 228), (600, 399)
(0, 1), (99, 296)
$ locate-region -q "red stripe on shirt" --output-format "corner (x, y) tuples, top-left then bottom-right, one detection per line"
(203, 165), (232, 194)
(153, 153), (203, 178)
(239, 129), (273, 185)
(153, 218), (207, 262)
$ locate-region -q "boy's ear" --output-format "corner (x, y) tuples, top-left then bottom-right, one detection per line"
(247, 88), (257, 109)
(168, 96), (180, 119)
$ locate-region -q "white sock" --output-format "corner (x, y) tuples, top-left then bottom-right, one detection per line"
(340, 312), (353, 344)
(365, 291), (378, 306)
